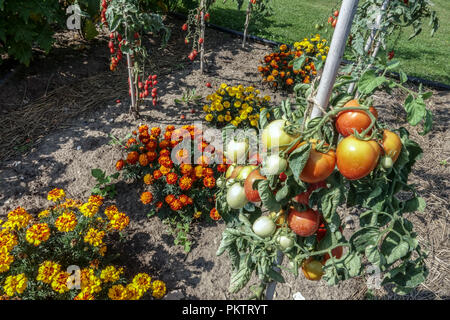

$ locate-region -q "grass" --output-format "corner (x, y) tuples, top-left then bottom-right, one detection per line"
(206, 0), (450, 85)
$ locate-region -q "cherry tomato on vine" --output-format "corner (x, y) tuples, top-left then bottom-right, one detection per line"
(287, 207), (320, 237)
(331, 19), (337, 28)
(206, 82), (212, 88)
(335, 100), (378, 137)
(336, 136), (381, 180)
(182, 23), (188, 31)
(244, 169), (266, 203)
(333, 10), (339, 17)
(302, 258), (324, 281)
(382, 129), (402, 162)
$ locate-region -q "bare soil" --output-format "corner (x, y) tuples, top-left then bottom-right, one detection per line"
(0, 16), (448, 300)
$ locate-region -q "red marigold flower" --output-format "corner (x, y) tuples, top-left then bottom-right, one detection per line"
(170, 199), (183, 211)
(116, 159), (124, 171)
(217, 164), (227, 173)
(147, 151), (157, 162)
(179, 194), (189, 206)
(127, 138), (137, 146)
(146, 140), (157, 151)
(138, 125), (149, 133)
(156, 201), (163, 209)
(179, 175), (193, 191)
(153, 170), (162, 180)
(126, 151), (139, 165)
(164, 131), (172, 141)
(165, 194), (175, 204)
(139, 154), (149, 167)
(140, 191), (153, 205)
(180, 164), (193, 175)
(159, 140), (169, 149)
(166, 172), (178, 185)
(204, 168), (214, 177)
(151, 127), (161, 137)
(209, 208), (221, 221)
(160, 149), (170, 157)
(203, 176), (216, 189)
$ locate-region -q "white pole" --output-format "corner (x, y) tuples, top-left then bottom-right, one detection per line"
(200, 0), (206, 73)
(311, 0), (359, 119)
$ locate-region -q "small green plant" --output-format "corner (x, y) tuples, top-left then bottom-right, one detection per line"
(174, 88), (202, 105)
(91, 169), (119, 198)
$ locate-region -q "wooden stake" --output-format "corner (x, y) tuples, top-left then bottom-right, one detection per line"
(311, 0), (359, 119)
(126, 53), (137, 117)
(200, 0), (206, 73)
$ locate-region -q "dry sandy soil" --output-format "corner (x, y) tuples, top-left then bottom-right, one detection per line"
(0, 16), (448, 300)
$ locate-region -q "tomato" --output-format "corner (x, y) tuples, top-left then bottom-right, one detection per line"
(262, 120), (299, 151)
(244, 169), (267, 202)
(331, 19), (337, 28)
(262, 154), (287, 175)
(226, 183), (248, 209)
(287, 207), (320, 237)
(277, 235), (295, 251)
(229, 165), (243, 179)
(382, 130), (402, 162)
(316, 223), (327, 242)
(252, 216), (276, 238)
(225, 164), (236, 179)
(336, 136), (380, 180)
(236, 165), (257, 181)
(333, 10), (339, 17)
(293, 191), (309, 205)
(226, 139), (249, 163)
(322, 246), (343, 264)
(302, 258), (323, 281)
(335, 100), (378, 137)
(269, 210), (286, 228)
(381, 156), (393, 169)
(300, 144), (336, 183)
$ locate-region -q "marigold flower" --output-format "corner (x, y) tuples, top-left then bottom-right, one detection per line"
(166, 172), (178, 185)
(104, 205), (119, 219)
(126, 138), (137, 146)
(140, 191), (153, 205)
(194, 211), (202, 219)
(36, 261), (61, 284)
(80, 268), (102, 293)
(194, 165), (204, 178)
(146, 140), (158, 151)
(203, 176), (216, 189)
(74, 288), (95, 300)
(151, 280), (166, 299)
(101, 266), (124, 283)
(84, 228), (105, 247)
(143, 173), (153, 185)
(80, 202), (99, 218)
(108, 284), (127, 300)
(0, 230), (18, 251)
(153, 170), (163, 180)
(165, 194), (175, 204)
(179, 175), (193, 191)
(51, 271), (70, 294)
(0, 247), (14, 274)
(125, 283), (143, 300)
(3, 207), (31, 231)
(132, 273), (152, 293)
(138, 124), (149, 133)
(210, 208), (221, 221)
(88, 195), (104, 207)
(170, 199), (183, 211)
(146, 151), (157, 161)
(160, 165), (171, 175)
(4, 273), (27, 297)
(178, 194), (190, 206)
(55, 212), (77, 232)
(26, 223), (50, 246)
(48, 188), (65, 202)
(156, 201), (163, 209)
(180, 163), (193, 175)
(151, 127), (161, 137)
(139, 154), (149, 166)
(126, 151), (139, 165)
(286, 78), (294, 85)
(115, 159), (125, 171)
(109, 212), (129, 231)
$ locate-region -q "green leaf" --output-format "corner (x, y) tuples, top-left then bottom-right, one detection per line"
(293, 55), (306, 71)
(229, 254), (253, 293)
(404, 94), (426, 126)
(365, 244), (385, 267)
(288, 143), (311, 185)
(386, 241), (410, 265)
(399, 70), (408, 83)
(217, 230), (236, 256)
(91, 168), (105, 180)
(350, 227), (380, 253)
(275, 184), (289, 202)
(385, 60), (400, 71)
(402, 197), (426, 213)
(256, 180), (281, 213)
(268, 269), (285, 283)
(358, 70), (387, 95)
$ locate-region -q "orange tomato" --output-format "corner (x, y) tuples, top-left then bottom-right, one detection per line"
(299, 141), (336, 184)
(302, 258), (324, 281)
(382, 130), (402, 162)
(287, 207), (320, 237)
(335, 100), (378, 137)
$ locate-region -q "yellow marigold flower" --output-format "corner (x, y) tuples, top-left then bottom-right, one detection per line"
(80, 268), (102, 294)
(210, 105), (215, 111)
(104, 205), (119, 219)
(160, 165), (171, 175)
(51, 271), (70, 294)
(234, 101), (241, 108)
(205, 114), (213, 122)
(74, 288), (95, 300)
(100, 266), (124, 283)
(36, 261), (61, 284)
(194, 211), (202, 219)
(225, 115), (232, 122)
(108, 284), (127, 300)
(47, 188), (65, 202)
(231, 120), (238, 127)
(255, 89), (260, 94)
(0, 230), (18, 251)
(250, 120), (258, 127)
(240, 113), (248, 120)
(61, 198), (82, 209)
(203, 105), (210, 112)
(246, 107), (253, 113)
(4, 273), (27, 297)
(88, 195), (104, 207)
(216, 104), (224, 112)
(220, 83), (227, 89)
(0, 246), (14, 274)
(84, 228), (105, 247)
(132, 273), (152, 293)
(55, 212), (77, 232)
(26, 223), (50, 246)
(125, 283), (143, 300)
(99, 245), (107, 257)
(109, 212), (129, 231)
(38, 210), (50, 219)
(3, 207), (32, 230)
(151, 280), (166, 299)
(322, 55), (326, 61)
(280, 44), (287, 51)
(80, 202), (99, 218)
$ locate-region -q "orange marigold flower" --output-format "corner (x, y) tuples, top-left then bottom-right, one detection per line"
(160, 165), (171, 176)
(203, 176), (216, 189)
(267, 75), (275, 82)
(286, 78), (294, 85)
(217, 164), (227, 172)
(194, 165), (204, 178)
(169, 199), (183, 211)
(158, 155), (173, 168)
(146, 140), (158, 151)
(139, 154), (149, 167)
(164, 131), (172, 141)
(159, 140), (169, 149)
(104, 205), (119, 219)
(257, 66), (264, 72)
(48, 188), (65, 202)
(151, 127), (161, 137)
(179, 194), (189, 206)
(166, 172), (178, 185)
(160, 149), (170, 157)
(126, 151), (139, 165)
(126, 138), (137, 146)
(180, 164), (193, 175)
(204, 168), (214, 177)
(88, 195), (104, 207)
(146, 151), (157, 162)
(153, 170), (163, 180)
(166, 125), (175, 131)
(209, 208), (221, 221)
(272, 69), (279, 76)
(140, 191), (153, 205)
(116, 159), (124, 171)
(165, 194), (175, 204)
(155, 201), (163, 209)
(179, 175), (193, 191)
(26, 223), (51, 246)
(143, 174), (153, 185)
(138, 125), (149, 133)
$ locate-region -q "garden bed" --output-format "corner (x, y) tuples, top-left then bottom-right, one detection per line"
(0, 16), (448, 300)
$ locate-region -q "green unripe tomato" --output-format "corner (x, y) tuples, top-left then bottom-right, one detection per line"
(252, 216), (276, 238)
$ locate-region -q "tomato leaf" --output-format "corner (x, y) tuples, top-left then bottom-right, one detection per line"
(288, 143), (311, 186)
(350, 227), (380, 253)
(401, 197), (426, 213)
(256, 179), (281, 213)
(268, 269), (285, 283)
(229, 254), (253, 293)
(217, 229), (237, 256)
(357, 70), (387, 95)
(382, 260), (428, 295)
(365, 244), (386, 267)
(385, 240), (410, 265)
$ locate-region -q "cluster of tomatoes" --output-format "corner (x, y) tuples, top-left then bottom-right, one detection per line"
(130, 74), (159, 106)
(100, 0), (110, 26)
(108, 32), (124, 71)
(327, 9), (339, 28)
(219, 99), (403, 280)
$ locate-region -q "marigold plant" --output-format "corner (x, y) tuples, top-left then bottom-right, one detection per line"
(203, 83), (272, 128)
(0, 189), (166, 300)
(113, 124), (227, 252)
(258, 35), (329, 90)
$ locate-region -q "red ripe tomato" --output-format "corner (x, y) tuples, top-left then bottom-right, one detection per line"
(244, 169), (267, 203)
(331, 19), (337, 28)
(206, 82), (212, 88)
(322, 246), (343, 264)
(328, 16), (333, 24)
(335, 100), (378, 137)
(316, 222), (326, 242)
(182, 23), (188, 31)
(382, 130), (402, 162)
(336, 136), (381, 180)
(299, 142), (336, 184)
(333, 10), (339, 17)
(199, 38), (204, 44)
(287, 207), (320, 237)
